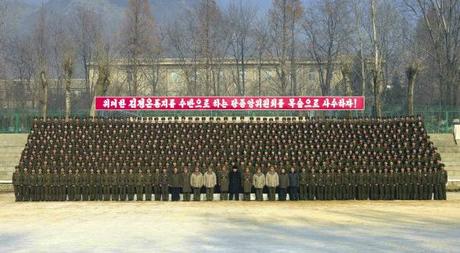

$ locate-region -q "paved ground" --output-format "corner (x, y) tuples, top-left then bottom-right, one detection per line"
(1, 193), (460, 253)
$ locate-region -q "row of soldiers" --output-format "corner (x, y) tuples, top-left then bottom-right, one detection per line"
(13, 165), (448, 201)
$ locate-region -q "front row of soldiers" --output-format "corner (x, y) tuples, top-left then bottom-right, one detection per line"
(12, 165), (448, 202)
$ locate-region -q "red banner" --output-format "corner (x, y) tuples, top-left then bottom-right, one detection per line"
(95, 96), (365, 111)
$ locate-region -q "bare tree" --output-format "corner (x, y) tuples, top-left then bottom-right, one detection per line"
(370, 0), (384, 117)
(34, 5), (49, 120)
(254, 18), (271, 96)
(269, 0), (304, 95)
(406, 63), (419, 115)
(405, 0), (460, 107)
(90, 40), (112, 117)
(226, 0), (256, 96)
(72, 6), (102, 101)
(303, 0), (351, 97)
(119, 0), (156, 96)
(196, 0), (221, 95)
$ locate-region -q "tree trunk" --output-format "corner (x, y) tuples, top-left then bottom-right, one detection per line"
(65, 77), (72, 121)
(371, 0), (383, 117)
(406, 65), (418, 116)
(40, 71), (48, 120)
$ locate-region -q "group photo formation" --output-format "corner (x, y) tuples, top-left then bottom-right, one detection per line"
(12, 116), (448, 202)
(1, 0), (460, 251)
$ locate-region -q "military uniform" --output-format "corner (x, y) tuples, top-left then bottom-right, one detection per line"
(278, 171), (289, 201)
(242, 171), (252, 201)
(218, 169), (229, 200)
(127, 170), (136, 201)
(153, 170), (161, 201)
(299, 169), (307, 200)
(136, 171), (144, 201)
(144, 170), (153, 201)
(182, 170), (192, 201)
(160, 170), (169, 201)
(170, 171), (182, 201)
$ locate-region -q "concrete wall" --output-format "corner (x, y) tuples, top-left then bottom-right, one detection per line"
(0, 133), (459, 191)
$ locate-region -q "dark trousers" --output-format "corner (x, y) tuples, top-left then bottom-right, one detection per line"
(206, 188), (214, 201)
(299, 184), (306, 200)
(161, 186), (169, 201)
(307, 185), (315, 200)
(68, 186), (76, 201)
(220, 191), (228, 200)
(136, 185), (144, 201)
(112, 186), (119, 201)
(183, 191), (191, 201)
(255, 188), (263, 201)
(171, 187), (181, 201)
(267, 187), (276, 201)
(145, 186), (152, 201)
(75, 186), (82, 201)
(128, 185), (135, 201)
(82, 186), (89, 201)
(229, 191), (240, 200)
(154, 186), (161, 201)
(103, 186), (111, 201)
(316, 185), (325, 200)
(60, 186), (67, 201)
(325, 185), (332, 200)
(289, 186), (299, 201)
(120, 186), (127, 201)
(96, 185), (103, 200)
(243, 192), (251, 201)
(193, 187), (201, 201)
(278, 187), (287, 201)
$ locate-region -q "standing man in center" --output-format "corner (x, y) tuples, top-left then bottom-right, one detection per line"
(204, 167), (217, 201)
(229, 166), (241, 200)
(218, 166), (229, 200)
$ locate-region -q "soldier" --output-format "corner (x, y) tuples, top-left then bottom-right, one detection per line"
(111, 170), (120, 201)
(136, 169), (144, 201)
(23, 168), (31, 201)
(369, 168), (379, 200)
(308, 169), (316, 200)
(388, 169), (396, 200)
(170, 168), (182, 201)
(324, 169), (333, 200)
(427, 168), (435, 200)
(266, 167), (279, 201)
(59, 169), (67, 201)
(119, 169), (128, 201)
(17, 168), (26, 201)
(357, 169), (365, 200)
(191, 167), (203, 201)
(288, 168), (299, 201)
(153, 168), (161, 201)
(229, 166), (241, 201)
(74, 169), (82, 201)
(95, 169), (103, 201)
(89, 168), (96, 201)
(144, 169), (153, 201)
(422, 168), (430, 200)
(204, 167), (217, 201)
(439, 166), (448, 200)
(81, 168), (91, 201)
(36, 169), (44, 201)
(127, 169), (136, 201)
(342, 168), (351, 200)
(30, 169), (38, 201)
(160, 168), (170, 201)
(102, 169), (111, 201)
(278, 168), (289, 201)
(68, 169), (76, 201)
(218, 166), (229, 200)
(416, 169), (423, 200)
(335, 169), (343, 200)
(409, 168), (418, 200)
(182, 167), (192, 201)
(12, 167), (20, 201)
(253, 168), (265, 201)
(242, 168), (252, 201)
(299, 168), (307, 200)
(378, 169), (385, 200)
